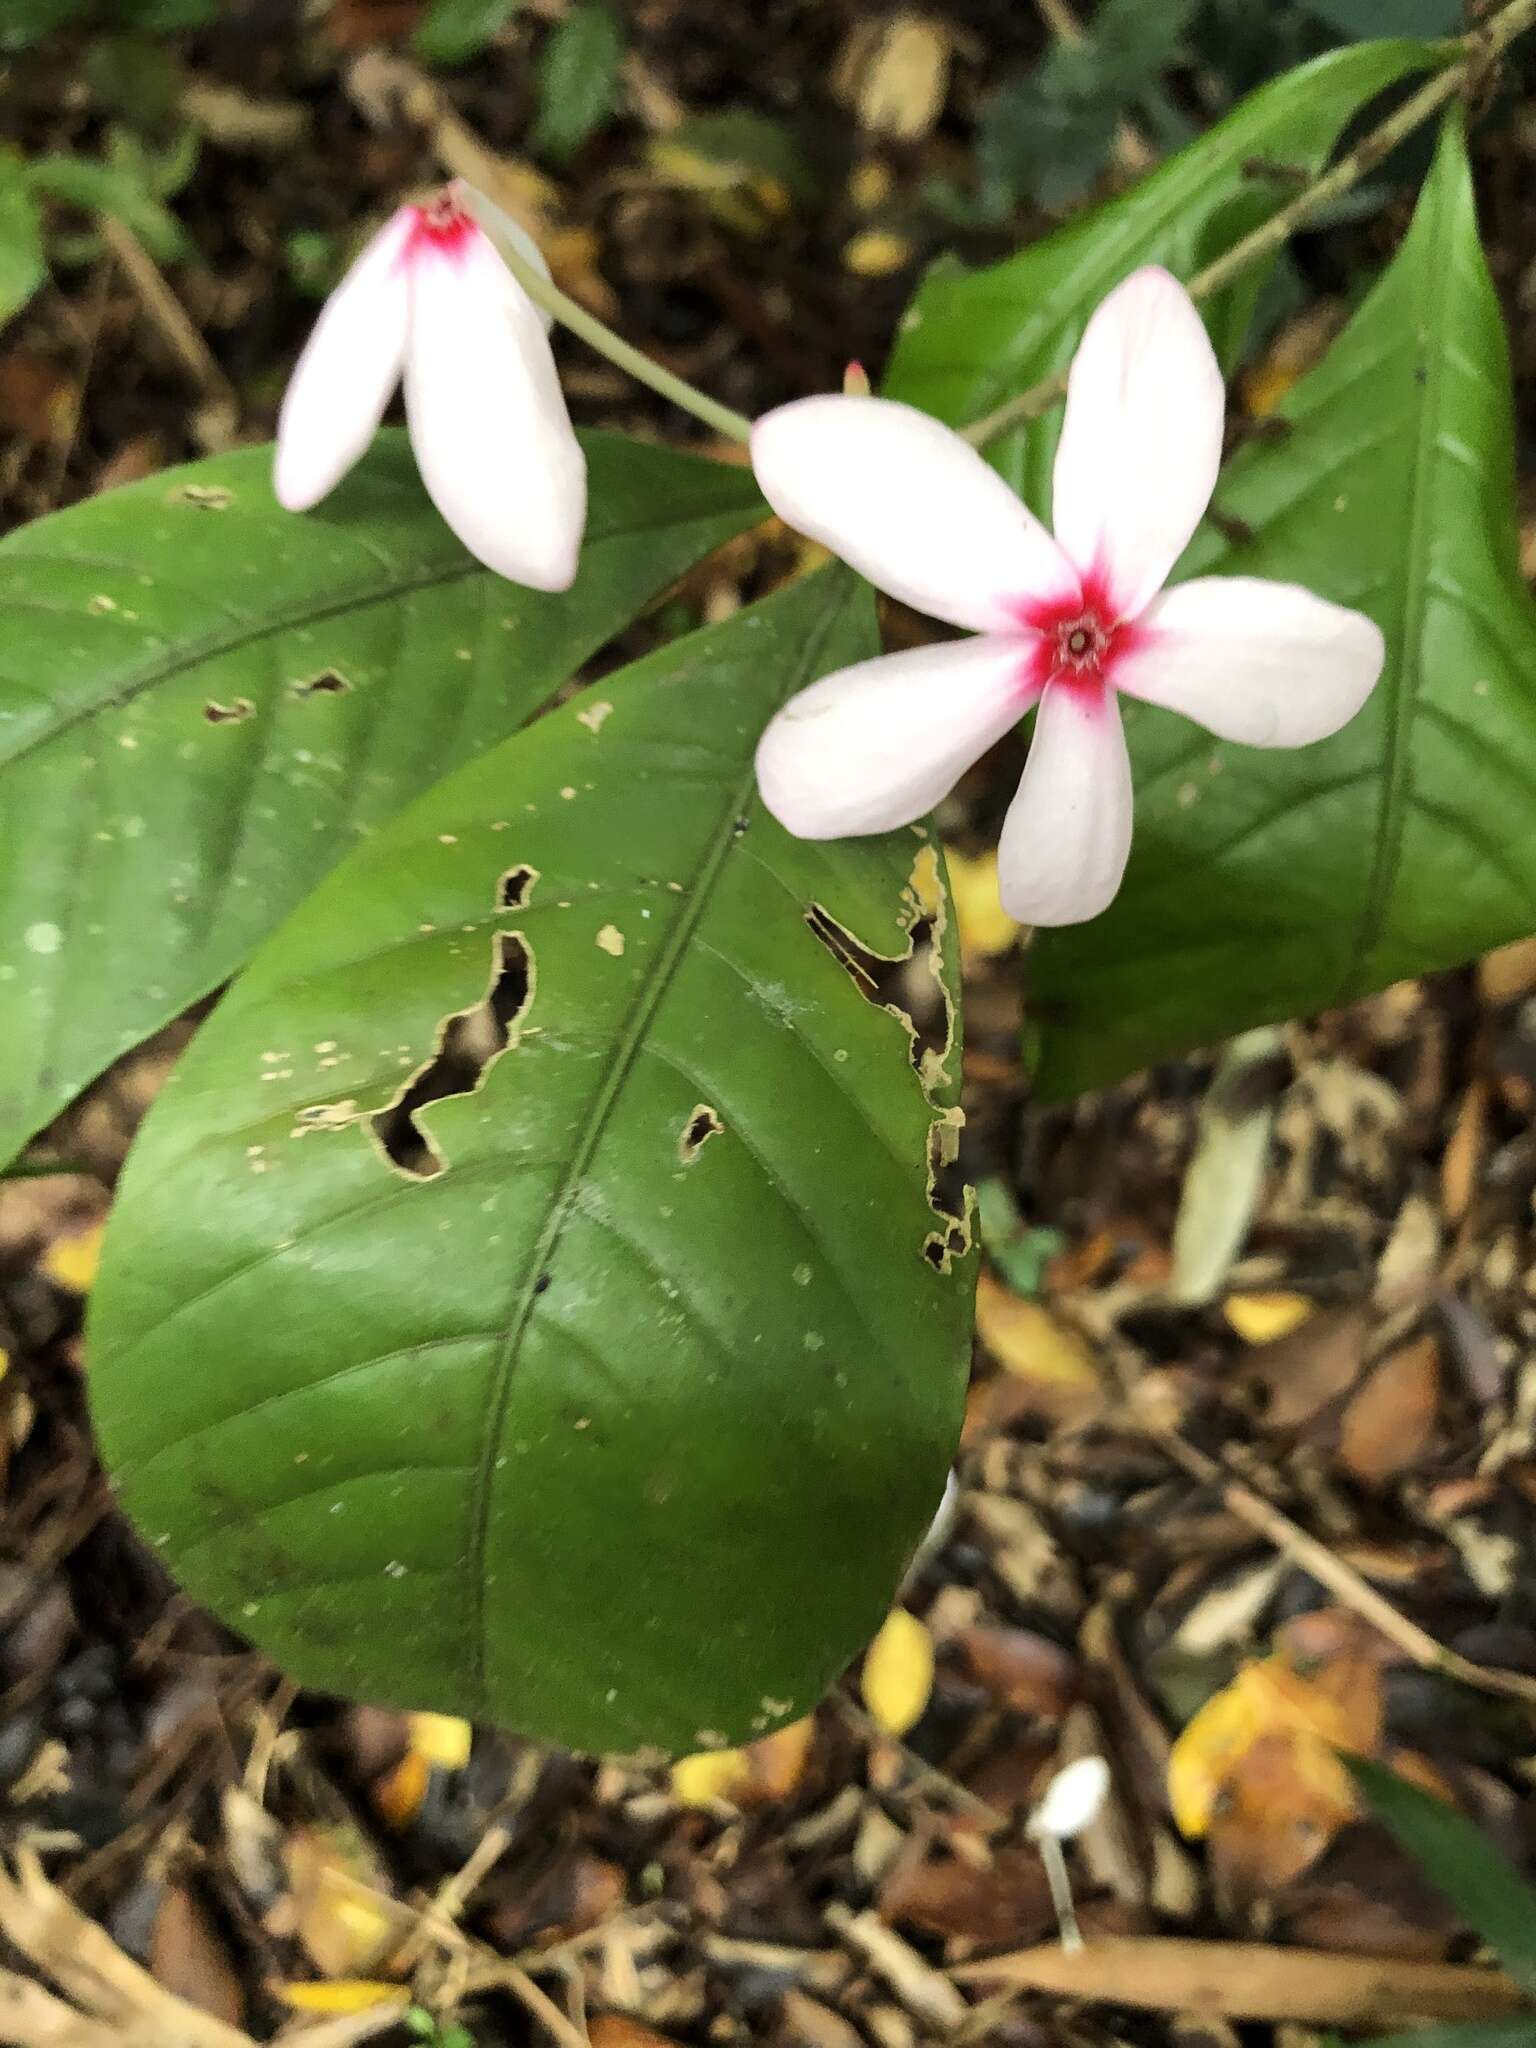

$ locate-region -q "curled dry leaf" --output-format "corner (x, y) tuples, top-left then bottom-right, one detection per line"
(956, 1624), (1077, 1720)
(1338, 1335), (1441, 1486)
(878, 1844), (1056, 1948)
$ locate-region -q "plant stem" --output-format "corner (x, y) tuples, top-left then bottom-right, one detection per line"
(462, 190), (755, 446)
(962, 0), (1536, 449)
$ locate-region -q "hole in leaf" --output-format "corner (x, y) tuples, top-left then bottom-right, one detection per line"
(500, 864), (537, 909)
(370, 867), (537, 1180)
(204, 697), (254, 724)
(291, 669), (353, 698)
(804, 843), (972, 1273)
(678, 1103), (724, 1165)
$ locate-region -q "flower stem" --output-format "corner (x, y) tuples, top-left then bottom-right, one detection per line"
(462, 190), (755, 446)
(962, 0), (1536, 450)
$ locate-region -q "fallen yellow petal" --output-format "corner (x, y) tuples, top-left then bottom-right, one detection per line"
(1224, 1292), (1314, 1344)
(671, 1747), (752, 1807)
(42, 1223), (104, 1294)
(861, 1607), (934, 1737)
(274, 1980), (408, 2016)
(409, 1712), (472, 1771)
(975, 1270), (1097, 1388)
(942, 847), (1020, 963)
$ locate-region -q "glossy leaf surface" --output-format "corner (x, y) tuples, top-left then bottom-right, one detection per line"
(0, 431), (764, 1163)
(89, 569), (974, 1753)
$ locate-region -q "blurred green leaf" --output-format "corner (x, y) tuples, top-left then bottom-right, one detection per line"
(978, 0), (1198, 211)
(0, 0), (84, 52)
(0, 150), (46, 326)
(1323, 2026), (1536, 2048)
(655, 108), (819, 206)
(28, 126), (198, 264)
(82, 34), (183, 125)
(532, 3), (625, 163)
(413, 0), (519, 68)
(123, 0), (222, 23)
(1349, 1757), (1536, 1997)
(1310, 0), (1462, 39)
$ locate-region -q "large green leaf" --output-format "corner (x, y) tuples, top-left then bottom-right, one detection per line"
(0, 432), (763, 1166)
(1349, 1757), (1536, 1998)
(885, 37), (1437, 506)
(1028, 114), (1536, 1096)
(88, 568), (974, 1753)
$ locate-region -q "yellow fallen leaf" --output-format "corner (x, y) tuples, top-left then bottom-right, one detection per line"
(409, 1712), (472, 1770)
(855, 15), (951, 140)
(275, 1980), (407, 2015)
(861, 1607), (933, 1736)
(372, 1748), (429, 1832)
(42, 1223), (104, 1294)
(1224, 1291), (1314, 1344)
(942, 847), (1019, 963)
(283, 1825), (398, 1975)
(843, 229), (911, 277)
(747, 1714), (815, 1800)
(1240, 361), (1298, 419)
(671, 1747), (752, 1807)
(975, 1270), (1096, 1388)
(1169, 1655), (1368, 1840)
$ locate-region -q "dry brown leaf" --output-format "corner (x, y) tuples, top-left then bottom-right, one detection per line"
(954, 1938), (1526, 2024)
(282, 1827), (399, 1979)
(878, 1846), (1055, 1948)
(1441, 1080), (1490, 1226)
(1207, 1730), (1359, 1906)
(588, 2018), (682, 2048)
(1339, 1336), (1440, 1485)
(0, 1849), (251, 2048)
(149, 1887), (245, 2030)
(1247, 1305), (1369, 1430)
(956, 1625), (1077, 1720)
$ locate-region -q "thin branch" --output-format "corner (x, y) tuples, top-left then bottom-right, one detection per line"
(963, 0), (1536, 448)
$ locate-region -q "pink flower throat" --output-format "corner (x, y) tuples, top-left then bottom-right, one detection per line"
(1013, 571), (1139, 703)
(405, 191), (478, 259)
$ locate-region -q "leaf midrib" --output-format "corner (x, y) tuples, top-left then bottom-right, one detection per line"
(463, 569), (852, 1701)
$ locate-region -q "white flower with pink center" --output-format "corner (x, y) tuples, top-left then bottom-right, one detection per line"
(274, 186), (586, 593)
(752, 266), (1384, 926)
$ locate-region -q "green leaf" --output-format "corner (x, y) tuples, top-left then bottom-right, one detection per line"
(1348, 1757), (1536, 1997)
(0, 150), (46, 326)
(0, 431), (764, 1167)
(413, 0), (520, 69)
(654, 109), (820, 207)
(88, 567), (973, 1753)
(0, 0), (84, 52)
(1027, 113), (1536, 1097)
(532, 3), (625, 164)
(27, 139), (193, 263)
(1310, 0), (1463, 41)
(885, 37), (1439, 505)
(123, 0), (222, 24)
(1323, 2025), (1536, 2048)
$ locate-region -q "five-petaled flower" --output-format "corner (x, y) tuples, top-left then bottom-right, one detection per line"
(274, 184), (586, 593)
(751, 267), (1385, 926)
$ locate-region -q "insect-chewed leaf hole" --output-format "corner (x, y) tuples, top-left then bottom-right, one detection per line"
(499, 864), (537, 909)
(371, 878), (536, 1180)
(204, 697), (254, 724)
(678, 1103), (725, 1164)
(805, 848), (973, 1274)
(290, 669), (353, 699)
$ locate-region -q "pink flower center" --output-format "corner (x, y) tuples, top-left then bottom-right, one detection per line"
(404, 190), (478, 260)
(1012, 570), (1137, 703)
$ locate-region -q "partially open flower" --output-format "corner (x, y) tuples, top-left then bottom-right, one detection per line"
(274, 185), (586, 593)
(752, 267), (1384, 925)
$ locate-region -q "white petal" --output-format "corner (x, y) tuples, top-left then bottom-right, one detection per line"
(404, 225), (587, 591)
(456, 182), (556, 332)
(1051, 267), (1226, 620)
(998, 685), (1133, 926)
(273, 209), (412, 512)
(751, 396), (1079, 635)
(756, 635), (1037, 839)
(1114, 577), (1385, 746)
(1029, 1756), (1111, 1840)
